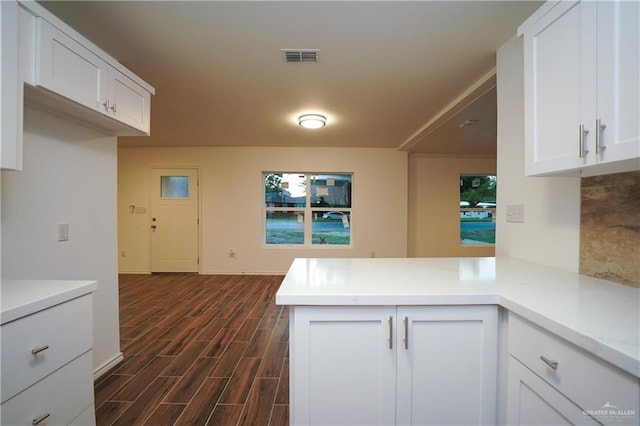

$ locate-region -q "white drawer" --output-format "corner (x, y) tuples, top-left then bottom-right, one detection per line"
(0, 350), (95, 426)
(508, 313), (640, 424)
(69, 402), (95, 425)
(1, 295), (93, 402)
(507, 355), (599, 425)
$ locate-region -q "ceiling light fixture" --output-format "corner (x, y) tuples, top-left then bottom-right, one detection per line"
(298, 114), (326, 129)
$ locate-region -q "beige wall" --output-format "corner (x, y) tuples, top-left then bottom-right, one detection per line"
(2, 107), (121, 374)
(495, 36), (581, 271)
(408, 155), (496, 257)
(118, 146), (408, 274)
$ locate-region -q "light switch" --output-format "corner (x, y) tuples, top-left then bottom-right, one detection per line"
(506, 204), (524, 223)
(58, 223), (69, 241)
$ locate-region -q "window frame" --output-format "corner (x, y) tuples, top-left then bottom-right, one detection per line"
(263, 172), (353, 247)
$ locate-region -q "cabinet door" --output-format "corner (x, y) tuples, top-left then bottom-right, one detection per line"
(523, 1), (597, 176)
(35, 18), (107, 114)
(108, 67), (151, 134)
(290, 306), (396, 425)
(596, 1), (640, 164)
(396, 305), (498, 425)
(506, 356), (599, 425)
(1, 0), (21, 170)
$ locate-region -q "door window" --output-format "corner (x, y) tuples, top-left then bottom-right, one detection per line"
(160, 176), (189, 198)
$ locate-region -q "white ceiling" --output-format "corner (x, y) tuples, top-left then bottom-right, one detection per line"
(39, 1), (542, 155)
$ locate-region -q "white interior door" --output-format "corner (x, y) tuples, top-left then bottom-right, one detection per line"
(150, 168), (199, 272)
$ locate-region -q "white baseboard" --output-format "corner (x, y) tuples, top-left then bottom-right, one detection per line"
(199, 270), (287, 275)
(93, 352), (124, 381)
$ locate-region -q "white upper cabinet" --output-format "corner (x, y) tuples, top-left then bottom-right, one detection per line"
(35, 18), (107, 115)
(107, 67), (151, 134)
(34, 16), (152, 135)
(595, 1), (640, 165)
(520, 0), (639, 176)
(1, 1), (21, 170)
(2, 0), (154, 170)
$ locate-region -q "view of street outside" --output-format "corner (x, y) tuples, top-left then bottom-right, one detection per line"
(460, 175), (496, 244)
(264, 173), (352, 245)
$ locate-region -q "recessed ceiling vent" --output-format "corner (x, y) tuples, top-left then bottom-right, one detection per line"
(282, 49), (319, 63)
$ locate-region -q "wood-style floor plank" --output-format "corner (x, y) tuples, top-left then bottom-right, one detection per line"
(173, 377), (228, 425)
(95, 274), (288, 426)
(237, 378), (280, 425)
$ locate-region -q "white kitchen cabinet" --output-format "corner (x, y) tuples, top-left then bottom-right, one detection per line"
(35, 17), (107, 119)
(396, 306), (498, 425)
(34, 16), (152, 135)
(290, 305), (498, 425)
(1, 0), (21, 170)
(1, 280), (97, 426)
(507, 356), (599, 425)
(520, 0), (639, 176)
(506, 313), (640, 425)
(106, 66), (151, 134)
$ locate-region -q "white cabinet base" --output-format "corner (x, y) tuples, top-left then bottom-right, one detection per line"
(290, 305), (498, 426)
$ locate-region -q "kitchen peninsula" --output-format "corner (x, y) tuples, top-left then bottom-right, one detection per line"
(276, 257), (640, 425)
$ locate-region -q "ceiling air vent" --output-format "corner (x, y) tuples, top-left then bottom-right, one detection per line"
(282, 49), (319, 63)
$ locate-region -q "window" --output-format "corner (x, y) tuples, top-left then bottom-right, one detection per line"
(264, 173), (352, 246)
(460, 175), (496, 245)
(160, 176), (189, 198)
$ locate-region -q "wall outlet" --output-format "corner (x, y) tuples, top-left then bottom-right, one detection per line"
(506, 204), (525, 223)
(58, 223), (69, 241)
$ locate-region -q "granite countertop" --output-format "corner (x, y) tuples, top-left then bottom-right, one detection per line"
(1, 279), (98, 325)
(276, 257), (640, 378)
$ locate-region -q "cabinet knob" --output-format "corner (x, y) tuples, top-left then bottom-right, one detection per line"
(31, 344), (50, 356)
(102, 100), (110, 112)
(540, 355), (558, 370)
(32, 413), (50, 425)
(110, 103), (117, 113)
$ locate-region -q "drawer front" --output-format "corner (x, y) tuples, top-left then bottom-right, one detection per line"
(509, 313), (640, 424)
(1, 295), (93, 402)
(507, 355), (599, 425)
(69, 403), (96, 425)
(1, 350), (95, 426)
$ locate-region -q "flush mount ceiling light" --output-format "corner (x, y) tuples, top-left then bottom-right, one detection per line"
(298, 114), (326, 129)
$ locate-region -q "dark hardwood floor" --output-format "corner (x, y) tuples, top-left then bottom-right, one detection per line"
(94, 274), (289, 425)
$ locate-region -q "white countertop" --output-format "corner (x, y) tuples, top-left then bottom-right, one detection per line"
(1, 279), (98, 325)
(276, 257), (640, 378)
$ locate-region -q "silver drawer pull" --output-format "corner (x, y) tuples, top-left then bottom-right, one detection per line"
(31, 345), (50, 355)
(32, 413), (50, 425)
(540, 355), (558, 370)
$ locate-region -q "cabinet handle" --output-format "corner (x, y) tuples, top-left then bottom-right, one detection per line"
(595, 119), (607, 154)
(31, 344), (50, 355)
(32, 413), (50, 425)
(403, 316), (409, 350)
(579, 124), (590, 158)
(102, 100), (110, 112)
(110, 102), (117, 113)
(540, 355), (558, 370)
(388, 316), (393, 349)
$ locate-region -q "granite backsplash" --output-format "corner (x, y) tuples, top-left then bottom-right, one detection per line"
(580, 170), (640, 287)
